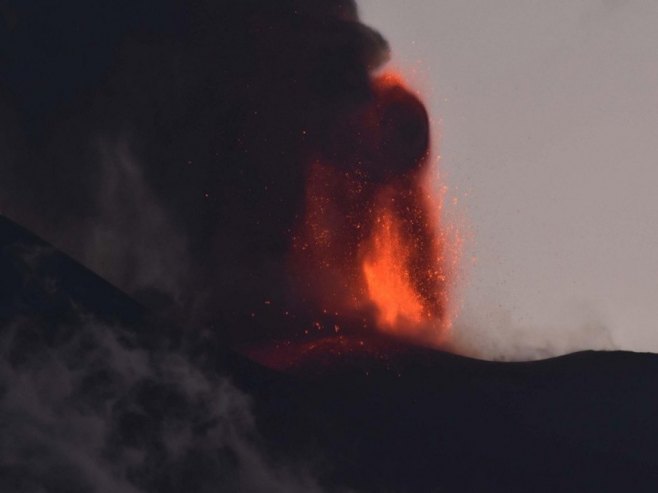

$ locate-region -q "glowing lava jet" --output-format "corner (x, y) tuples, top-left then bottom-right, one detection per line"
(290, 71), (460, 349)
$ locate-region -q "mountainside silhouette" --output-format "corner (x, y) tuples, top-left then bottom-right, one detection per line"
(2, 215), (658, 492)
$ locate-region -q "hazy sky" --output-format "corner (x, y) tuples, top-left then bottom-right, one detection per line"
(359, 0), (658, 357)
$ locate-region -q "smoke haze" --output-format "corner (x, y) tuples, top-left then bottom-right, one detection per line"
(0, 316), (327, 492)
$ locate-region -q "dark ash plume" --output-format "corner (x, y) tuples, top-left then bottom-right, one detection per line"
(0, 0), (438, 349)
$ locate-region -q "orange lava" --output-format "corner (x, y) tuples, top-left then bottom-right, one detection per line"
(290, 70), (460, 347)
(363, 209), (425, 328)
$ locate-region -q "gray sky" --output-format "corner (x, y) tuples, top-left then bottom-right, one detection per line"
(359, 0), (658, 357)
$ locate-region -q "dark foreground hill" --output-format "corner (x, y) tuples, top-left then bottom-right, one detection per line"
(2, 214), (658, 492)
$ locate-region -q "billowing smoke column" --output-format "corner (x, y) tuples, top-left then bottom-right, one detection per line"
(0, 0), (459, 352)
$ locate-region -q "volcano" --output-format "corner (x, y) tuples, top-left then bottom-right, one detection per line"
(3, 215), (658, 492)
(2, 1), (658, 491)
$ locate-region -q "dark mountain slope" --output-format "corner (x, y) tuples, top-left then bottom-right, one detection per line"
(2, 214), (658, 492)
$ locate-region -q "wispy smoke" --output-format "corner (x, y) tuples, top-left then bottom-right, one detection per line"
(450, 305), (616, 361)
(0, 316), (328, 492)
(84, 139), (190, 307)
